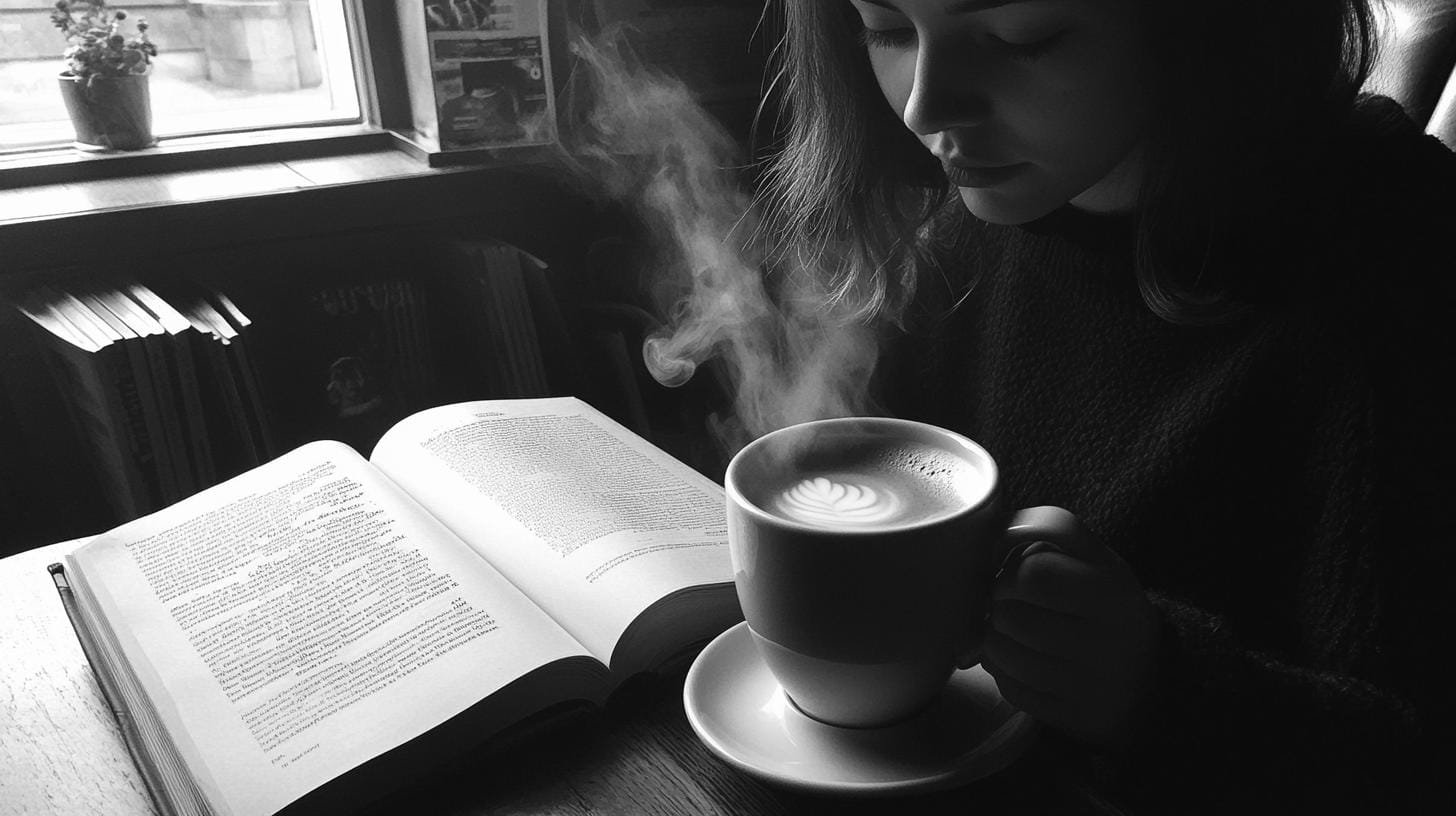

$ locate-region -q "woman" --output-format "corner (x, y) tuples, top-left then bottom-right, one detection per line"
(759, 0), (1454, 811)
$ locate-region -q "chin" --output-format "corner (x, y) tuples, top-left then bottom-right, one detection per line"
(956, 186), (1065, 226)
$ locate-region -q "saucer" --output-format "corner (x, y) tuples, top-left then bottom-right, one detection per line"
(684, 622), (1037, 796)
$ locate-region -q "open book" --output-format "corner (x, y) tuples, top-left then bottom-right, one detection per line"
(52, 397), (740, 816)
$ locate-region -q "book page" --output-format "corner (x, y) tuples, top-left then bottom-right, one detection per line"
(370, 398), (732, 666)
(69, 441), (592, 816)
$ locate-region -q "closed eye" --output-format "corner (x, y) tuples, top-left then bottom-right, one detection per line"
(988, 30), (1066, 61)
(859, 26), (917, 49)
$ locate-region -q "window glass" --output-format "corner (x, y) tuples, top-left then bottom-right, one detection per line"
(0, 0), (361, 152)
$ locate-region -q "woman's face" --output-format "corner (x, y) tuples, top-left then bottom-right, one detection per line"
(847, 0), (1151, 224)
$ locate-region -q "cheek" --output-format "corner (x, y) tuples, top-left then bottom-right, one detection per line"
(1018, 54), (1147, 173)
(1034, 96), (1134, 169)
(868, 50), (916, 119)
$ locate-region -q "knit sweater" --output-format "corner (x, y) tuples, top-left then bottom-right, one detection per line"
(882, 97), (1455, 813)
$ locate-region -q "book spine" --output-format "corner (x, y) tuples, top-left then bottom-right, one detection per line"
(168, 331), (217, 489)
(137, 327), (194, 499)
(520, 258), (581, 396)
(102, 348), (166, 512)
(404, 279), (438, 406)
(69, 294), (176, 508)
(48, 564), (180, 816)
(100, 288), (194, 501)
(16, 296), (152, 519)
(502, 248), (549, 396)
(216, 338), (263, 469)
(393, 280), (424, 410)
(214, 300), (276, 461)
(368, 281), (406, 412)
(124, 284), (219, 489)
(448, 244), (502, 396)
(36, 344), (144, 520)
(482, 245), (526, 396)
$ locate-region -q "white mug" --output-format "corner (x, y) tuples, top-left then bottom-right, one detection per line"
(725, 417), (1084, 728)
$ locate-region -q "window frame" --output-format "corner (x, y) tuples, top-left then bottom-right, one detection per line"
(0, 0), (395, 188)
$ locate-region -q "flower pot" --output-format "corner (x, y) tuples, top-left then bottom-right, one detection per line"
(58, 73), (157, 151)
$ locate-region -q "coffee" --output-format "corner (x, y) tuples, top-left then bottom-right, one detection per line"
(747, 438), (985, 530)
(727, 417), (1008, 727)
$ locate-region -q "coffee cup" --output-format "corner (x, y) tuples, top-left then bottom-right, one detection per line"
(725, 416), (1082, 728)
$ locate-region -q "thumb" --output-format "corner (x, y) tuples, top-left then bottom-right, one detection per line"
(1002, 505), (1115, 568)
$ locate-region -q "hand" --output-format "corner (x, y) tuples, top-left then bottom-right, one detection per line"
(982, 506), (1160, 751)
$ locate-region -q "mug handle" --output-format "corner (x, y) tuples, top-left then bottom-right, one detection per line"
(955, 505), (1094, 669)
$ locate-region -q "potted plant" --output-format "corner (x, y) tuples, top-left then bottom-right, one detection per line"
(51, 0), (159, 151)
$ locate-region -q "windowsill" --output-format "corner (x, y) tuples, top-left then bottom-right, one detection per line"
(0, 127), (582, 274)
(0, 124), (394, 188)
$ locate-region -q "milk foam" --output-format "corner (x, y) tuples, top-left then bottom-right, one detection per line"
(773, 476), (903, 526)
(760, 442), (983, 529)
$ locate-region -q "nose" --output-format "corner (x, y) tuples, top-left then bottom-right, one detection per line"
(901, 40), (990, 136)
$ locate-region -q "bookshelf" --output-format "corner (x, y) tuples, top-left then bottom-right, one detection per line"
(0, 0), (768, 556)
(0, 183), (742, 555)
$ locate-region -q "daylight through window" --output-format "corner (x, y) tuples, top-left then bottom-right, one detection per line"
(0, 0), (361, 152)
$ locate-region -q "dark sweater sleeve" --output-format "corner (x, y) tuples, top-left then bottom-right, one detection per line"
(1099, 185), (1456, 814)
(1115, 588), (1437, 812)
(1104, 403), (1452, 814)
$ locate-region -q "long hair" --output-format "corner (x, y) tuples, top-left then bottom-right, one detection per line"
(756, 0), (1381, 326)
(754, 2), (946, 325)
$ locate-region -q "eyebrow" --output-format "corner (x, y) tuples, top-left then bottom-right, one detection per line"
(854, 0), (1043, 11)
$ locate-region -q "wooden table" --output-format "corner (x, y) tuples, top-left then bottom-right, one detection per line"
(0, 540), (1114, 816)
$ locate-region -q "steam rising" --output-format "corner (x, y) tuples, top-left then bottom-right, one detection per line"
(561, 33), (881, 452)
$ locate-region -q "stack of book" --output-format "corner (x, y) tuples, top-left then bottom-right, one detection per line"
(11, 276), (274, 522)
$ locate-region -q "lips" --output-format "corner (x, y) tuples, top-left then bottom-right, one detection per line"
(941, 161), (1028, 188)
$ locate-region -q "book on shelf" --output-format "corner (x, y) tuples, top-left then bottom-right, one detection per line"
(126, 281), (219, 489)
(203, 287), (279, 466)
(517, 248), (586, 397)
(437, 239), (553, 399)
(13, 284), (164, 519)
(258, 273), (439, 457)
(66, 278), (194, 501)
(11, 278), (274, 522)
(51, 396), (739, 816)
(165, 286), (271, 477)
(205, 286), (279, 461)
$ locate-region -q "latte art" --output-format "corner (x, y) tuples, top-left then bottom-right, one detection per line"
(743, 435), (986, 531)
(774, 476), (903, 526)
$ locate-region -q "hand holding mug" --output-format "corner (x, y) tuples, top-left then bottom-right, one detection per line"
(986, 506), (1161, 749)
(726, 418), (1107, 729)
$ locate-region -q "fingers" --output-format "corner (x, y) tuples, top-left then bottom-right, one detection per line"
(1005, 505), (1111, 566)
(983, 613), (1112, 740)
(978, 632), (1083, 725)
(982, 628), (1069, 687)
(990, 597), (1088, 658)
(982, 657), (1063, 717)
(982, 508), (1159, 749)
(991, 549), (1107, 614)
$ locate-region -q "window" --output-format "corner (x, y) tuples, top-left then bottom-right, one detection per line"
(0, 0), (362, 152)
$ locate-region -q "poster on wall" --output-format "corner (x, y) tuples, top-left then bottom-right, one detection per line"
(420, 0), (557, 151)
